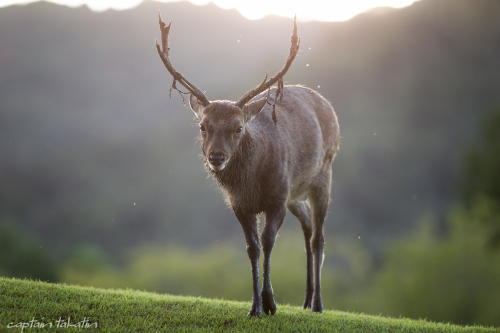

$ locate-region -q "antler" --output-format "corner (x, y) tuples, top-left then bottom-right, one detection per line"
(156, 11), (210, 107)
(235, 16), (301, 109)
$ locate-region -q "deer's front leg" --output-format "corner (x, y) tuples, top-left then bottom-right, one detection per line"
(235, 211), (262, 317)
(261, 206), (286, 315)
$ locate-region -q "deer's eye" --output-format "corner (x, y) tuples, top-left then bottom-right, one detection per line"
(199, 124), (206, 132)
(235, 126), (243, 134)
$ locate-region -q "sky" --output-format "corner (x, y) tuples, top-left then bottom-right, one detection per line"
(0, 0), (420, 21)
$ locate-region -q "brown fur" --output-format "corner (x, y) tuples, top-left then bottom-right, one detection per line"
(190, 85), (339, 316)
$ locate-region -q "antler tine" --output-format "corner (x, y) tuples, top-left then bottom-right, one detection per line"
(235, 15), (301, 109)
(156, 11), (210, 107)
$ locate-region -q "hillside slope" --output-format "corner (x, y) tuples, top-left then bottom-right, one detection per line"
(0, 278), (497, 332)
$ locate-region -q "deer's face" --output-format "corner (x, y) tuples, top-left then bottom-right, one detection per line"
(190, 95), (267, 171)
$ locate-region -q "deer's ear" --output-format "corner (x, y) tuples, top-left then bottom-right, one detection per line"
(189, 94), (204, 120)
(243, 97), (267, 123)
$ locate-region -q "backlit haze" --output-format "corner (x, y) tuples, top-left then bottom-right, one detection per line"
(0, 0), (419, 21)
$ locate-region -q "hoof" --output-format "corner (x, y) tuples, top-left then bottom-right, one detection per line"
(261, 289), (277, 315)
(303, 293), (312, 309)
(311, 296), (323, 313)
(247, 302), (263, 317)
(247, 309), (262, 317)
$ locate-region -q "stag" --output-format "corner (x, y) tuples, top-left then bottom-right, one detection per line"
(156, 12), (339, 316)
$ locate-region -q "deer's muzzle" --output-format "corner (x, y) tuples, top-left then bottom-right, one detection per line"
(209, 151), (226, 171)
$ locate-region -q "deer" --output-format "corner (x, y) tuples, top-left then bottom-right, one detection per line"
(156, 11), (339, 316)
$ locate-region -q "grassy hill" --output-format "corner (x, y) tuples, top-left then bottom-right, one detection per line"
(1, 278), (497, 332)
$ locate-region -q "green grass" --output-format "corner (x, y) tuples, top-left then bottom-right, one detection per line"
(0, 277), (498, 332)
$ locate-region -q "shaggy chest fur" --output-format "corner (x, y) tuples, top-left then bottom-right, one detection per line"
(208, 133), (285, 215)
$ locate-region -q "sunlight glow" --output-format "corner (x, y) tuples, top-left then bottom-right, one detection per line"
(0, 0), (144, 11)
(183, 0), (419, 21)
(0, 0), (419, 21)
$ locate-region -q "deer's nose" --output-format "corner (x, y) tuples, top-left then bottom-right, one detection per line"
(209, 151), (225, 166)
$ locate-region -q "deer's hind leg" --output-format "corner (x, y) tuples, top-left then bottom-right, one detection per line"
(288, 201), (314, 309)
(307, 167), (332, 313)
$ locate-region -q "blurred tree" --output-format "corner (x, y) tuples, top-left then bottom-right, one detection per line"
(58, 244), (127, 290)
(362, 203), (500, 327)
(0, 220), (57, 282)
(461, 106), (500, 246)
(350, 107), (500, 327)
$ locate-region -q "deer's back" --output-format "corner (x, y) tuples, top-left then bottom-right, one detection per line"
(248, 85), (339, 204)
